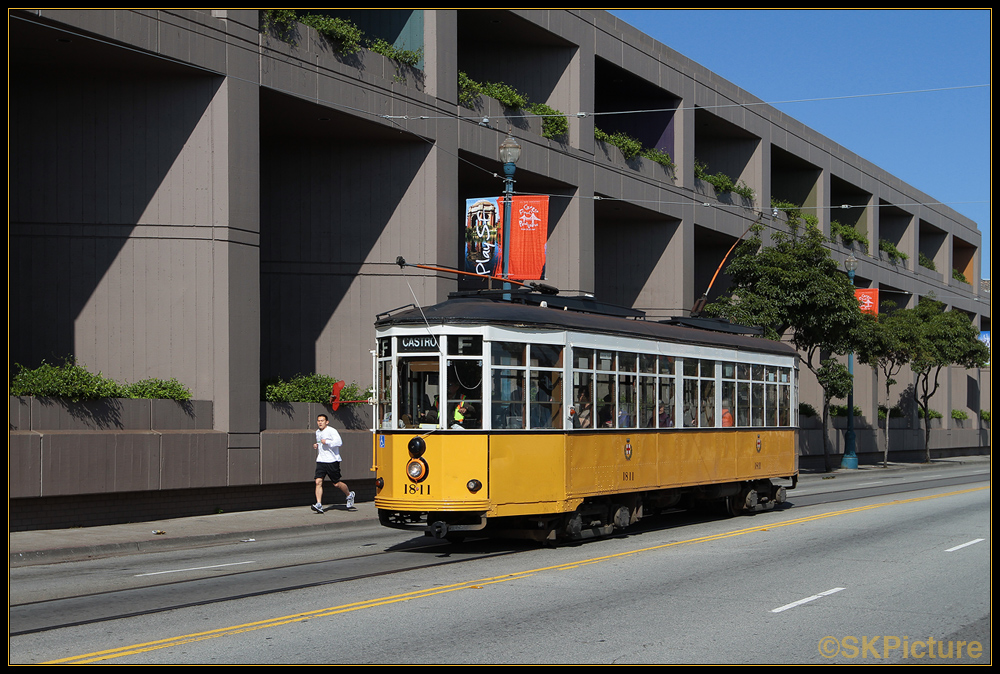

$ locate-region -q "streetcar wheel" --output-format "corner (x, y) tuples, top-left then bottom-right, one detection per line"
(727, 494), (744, 517)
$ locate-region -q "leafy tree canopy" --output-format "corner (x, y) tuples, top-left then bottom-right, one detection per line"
(705, 208), (866, 366)
(706, 205), (869, 471)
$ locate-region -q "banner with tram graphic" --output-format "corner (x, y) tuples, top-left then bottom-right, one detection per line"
(855, 288), (878, 315)
(498, 195), (548, 280)
(465, 195), (548, 280)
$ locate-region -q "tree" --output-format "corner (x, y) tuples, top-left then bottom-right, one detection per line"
(707, 205), (868, 471)
(856, 308), (912, 467)
(897, 298), (989, 461)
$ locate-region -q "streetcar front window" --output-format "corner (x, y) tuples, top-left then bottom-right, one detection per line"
(397, 358), (440, 429)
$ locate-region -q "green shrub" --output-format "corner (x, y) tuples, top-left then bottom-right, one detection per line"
(297, 14), (363, 54)
(263, 373), (370, 406)
(829, 403), (863, 418)
(260, 9), (298, 41)
(917, 407), (943, 420)
(9, 358), (191, 402)
(458, 72), (568, 139)
(981, 410), (991, 423)
(798, 402), (818, 418)
(480, 80), (528, 109)
(694, 160), (754, 200)
(526, 102), (568, 139)
(458, 71), (484, 107)
(593, 126), (676, 169)
(595, 128), (643, 159)
(877, 405), (904, 420)
(951, 409), (969, 421)
(639, 146), (674, 170)
(830, 220), (869, 253)
(124, 378), (192, 401)
(918, 252), (936, 271)
(367, 37), (422, 67)
(878, 239), (908, 264)
(952, 268), (969, 283)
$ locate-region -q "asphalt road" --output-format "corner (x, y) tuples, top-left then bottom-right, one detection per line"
(9, 459), (991, 664)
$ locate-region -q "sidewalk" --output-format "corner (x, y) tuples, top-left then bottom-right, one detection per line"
(9, 456), (989, 567)
(9, 502), (380, 567)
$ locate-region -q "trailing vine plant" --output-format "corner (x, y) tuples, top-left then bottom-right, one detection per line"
(458, 72), (568, 140)
(694, 159), (754, 200)
(261, 11), (421, 67)
(830, 220), (870, 253)
(594, 127), (674, 169)
(878, 238), (908, 265)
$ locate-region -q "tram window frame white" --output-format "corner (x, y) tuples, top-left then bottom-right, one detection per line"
(376, 325), (798, 431)
(490, 341), (527, 430)
(563, 332), (797, 431)
(445, 349), (484, 430)
(385, 330), (444, 430)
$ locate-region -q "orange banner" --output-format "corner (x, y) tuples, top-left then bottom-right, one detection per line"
(855, 288), (878, 315)
(498, 195), (548, 280)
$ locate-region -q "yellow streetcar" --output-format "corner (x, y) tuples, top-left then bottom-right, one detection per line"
(372, 289), (799, 543)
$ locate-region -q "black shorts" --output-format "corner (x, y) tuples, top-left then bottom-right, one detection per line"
(314, 461), (342, 483)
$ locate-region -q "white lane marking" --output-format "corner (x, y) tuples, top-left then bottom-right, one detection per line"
(134, 561), (255, 577)
(771, 587), (845, 613)
(945, 538), (985, 552)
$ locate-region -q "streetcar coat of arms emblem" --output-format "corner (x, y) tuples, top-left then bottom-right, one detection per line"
(624, 438), (632, 460)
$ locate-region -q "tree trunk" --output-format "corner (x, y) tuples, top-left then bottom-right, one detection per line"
(822, 400), (833, 472)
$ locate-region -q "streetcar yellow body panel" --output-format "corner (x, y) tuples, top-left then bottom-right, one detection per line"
(375, 428), (796, 518)
(375, 433), (490, 512)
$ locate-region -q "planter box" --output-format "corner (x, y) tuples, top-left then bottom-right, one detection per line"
(9, 396), (212, 431)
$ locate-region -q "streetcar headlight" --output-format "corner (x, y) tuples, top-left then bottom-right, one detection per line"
(375, 477), (384, 490)
(408, 436), (426, 458)
(406, 457), (428, 483)
(466, 479), (482, 493)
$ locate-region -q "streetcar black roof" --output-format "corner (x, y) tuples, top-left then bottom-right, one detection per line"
(375, 294), (798, 360)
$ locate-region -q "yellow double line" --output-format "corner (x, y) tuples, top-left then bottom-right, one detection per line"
(46, 486), (987, 663)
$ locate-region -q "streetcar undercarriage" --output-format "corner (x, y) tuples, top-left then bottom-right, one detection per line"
(378, 476), (795, 544)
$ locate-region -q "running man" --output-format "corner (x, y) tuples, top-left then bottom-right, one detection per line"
(311, 414), (355, 512)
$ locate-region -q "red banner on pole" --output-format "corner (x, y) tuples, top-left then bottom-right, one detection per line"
(498, 195), (548, 280)
(855, 288), (878, 315)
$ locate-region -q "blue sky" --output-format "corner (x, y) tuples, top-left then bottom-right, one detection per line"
(610, 10), (990, 279)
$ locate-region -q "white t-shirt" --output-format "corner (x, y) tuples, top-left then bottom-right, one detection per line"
(315, 426), (343, 463)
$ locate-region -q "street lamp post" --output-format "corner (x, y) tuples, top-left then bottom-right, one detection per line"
(499, 133), (521, 301)
(842, 254), (859, 469)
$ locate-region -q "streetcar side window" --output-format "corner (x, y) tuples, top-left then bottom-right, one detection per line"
(596, 351), (616, 428)
(572, 371), (594, 429)
(571, 348), (594, 429)
(658, 356), (676, 429)
(529, 345), (564, 429)
(721, 362), (736, 428)
(736, 364), (751, 427)
(681, 359), (699, 428)
(377, 358), (393, 429)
